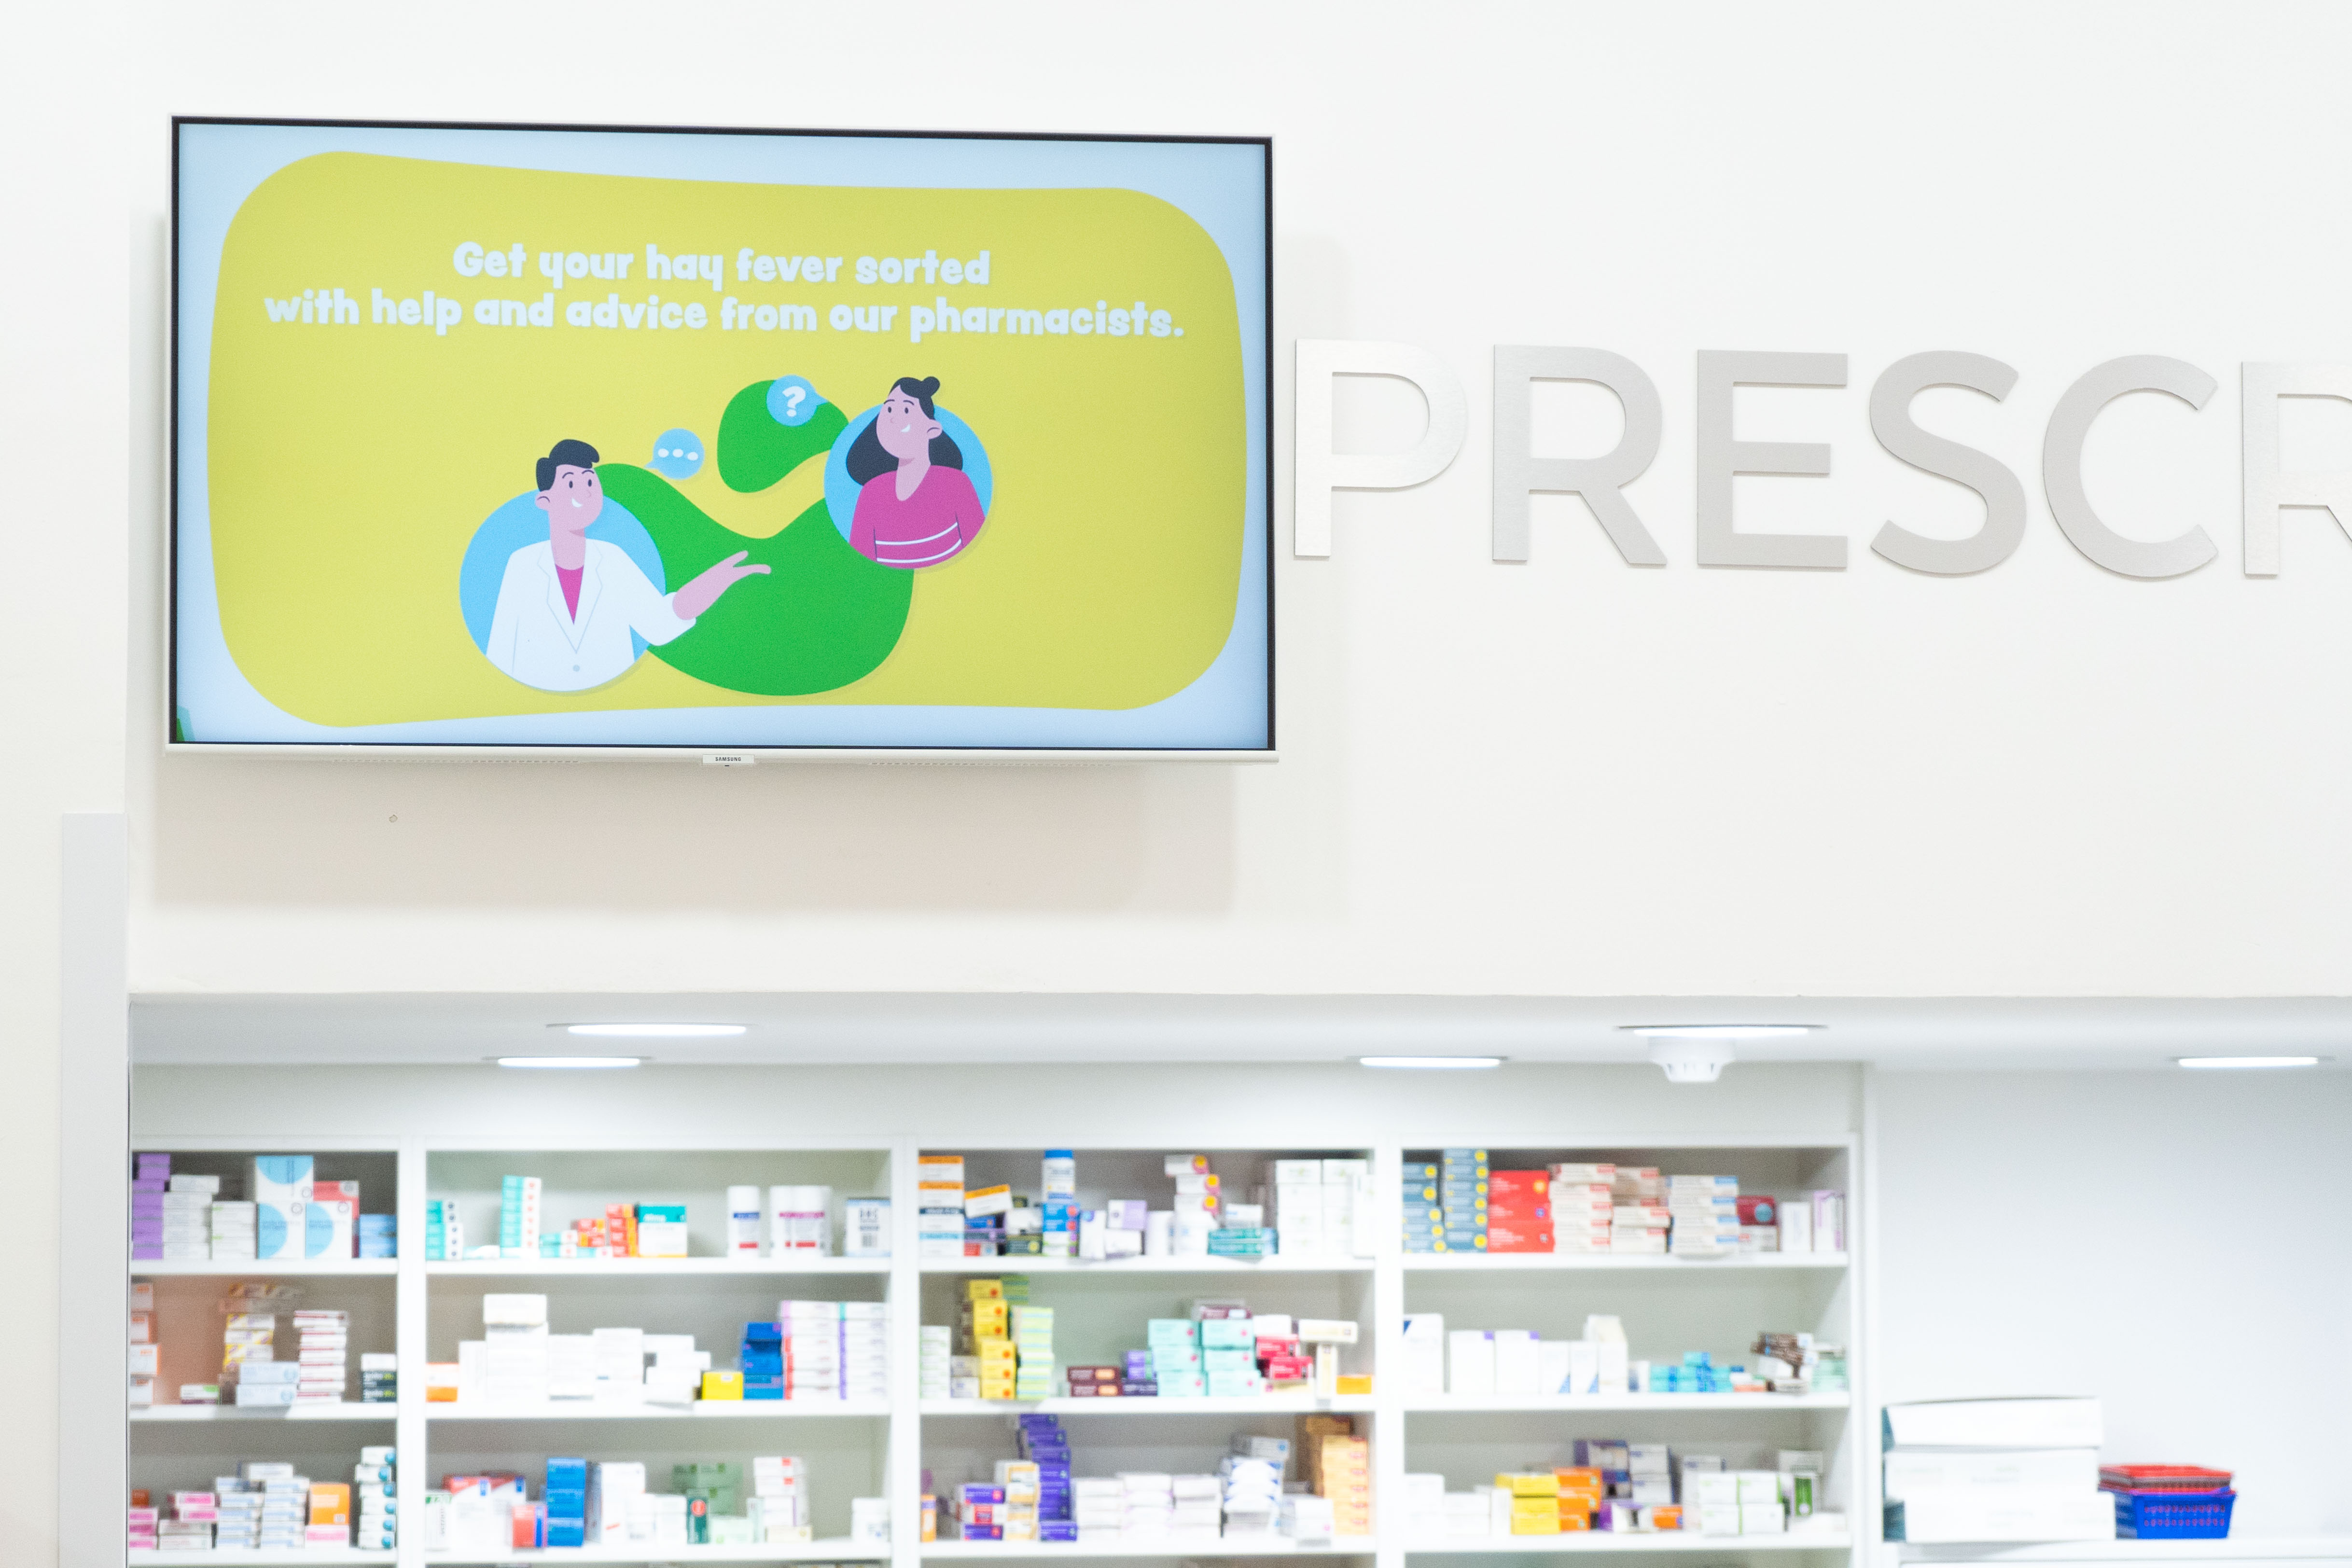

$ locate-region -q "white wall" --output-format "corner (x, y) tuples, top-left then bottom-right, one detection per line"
(1, 7), (132, 1559)
(1875, 1068), (2352, 1537)
(125, 1), (2352, 1001)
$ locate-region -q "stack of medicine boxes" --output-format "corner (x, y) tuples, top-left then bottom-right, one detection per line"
(1402, 1162), (1442, 1254)
(1552, 1163), (1614, 1253)
(751, 1455), (807, 1540)
(1146, 1318), (1206, 1397)
(293, 1308), (348, 1405)
(131, 1152), (171, 1260)
(1487, 1168), (1551, 1253)
(1023, 1413), (1076, 1540)
(1611, 1167), (1669, 1254)
(1497, 1471), (1564, 1535)
(1042, 1151), (1077, 1260)
(499, 1176), (543, 1257)
(1443, 1148), (1490, 1252)
(425, 1199), (462, 1261)
(129, 1283), (155, 1409)
(1270, 1159), (1370, 1258)
(250, 1157), (313, 1259)
(961, 1280), (1015, 1399)
(1013, 1304), (1056, 1399)
(918, 1155), (965, 1258)
(740, 1321), (784, 1400)
(1668, 1175), (1739, 1257)
(919, 1325), (953, 1398)
(210, 1191), (257, 1262)
(355, 1447), (396, 1551)
(1301, 1415), (1370, 1537)
(529, 1458), (586, 1548)
(1203, 1312), (1265, 1398)
(164, 1171), (216, 1261)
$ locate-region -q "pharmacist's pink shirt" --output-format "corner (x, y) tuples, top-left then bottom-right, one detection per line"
(849, 466), (987, 568)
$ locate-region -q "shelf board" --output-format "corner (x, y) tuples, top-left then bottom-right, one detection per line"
(426, 1398), (891, 1421)
(919, 1256), (1375, 1275)
(131, 1258), (398, 1277)
(923, 1394), (1378, 1417)
(132, 1553), (392, 1567)
(132, 1402), (395, 1423)
(1403, 1253), (1849, 1273)
(426, 1540), (884, 1564)
(1411, 1531), (1854, 1553)
(427, 1256), (891, 1277)
(1405, 1393), (1850, 1414)
(1887, 1543), (2352, 1563)
(922, 1539), (1378, 1558)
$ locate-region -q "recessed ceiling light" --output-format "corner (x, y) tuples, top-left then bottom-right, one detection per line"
(495, 1055), (644, 1069)
(1622, 1025), (1822, 1040)
(559, 1023), (746, 1039)
(1358, 1055), (1505, 1070)
(2176, 1055), (2324, 1069)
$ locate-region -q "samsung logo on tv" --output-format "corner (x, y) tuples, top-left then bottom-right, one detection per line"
(1295, 342), (2350, 580)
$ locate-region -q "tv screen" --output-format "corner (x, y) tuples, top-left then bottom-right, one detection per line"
(172, 119), (1270, 756)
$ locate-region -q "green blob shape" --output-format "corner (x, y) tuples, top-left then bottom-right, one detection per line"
(718, 381), (847, 493)
(599, 463), (910, 697)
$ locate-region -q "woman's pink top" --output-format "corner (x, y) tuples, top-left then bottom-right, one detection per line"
(849, 465), (987, 568)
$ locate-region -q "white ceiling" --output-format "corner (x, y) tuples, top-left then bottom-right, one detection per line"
(128, 992), (2351, 1071)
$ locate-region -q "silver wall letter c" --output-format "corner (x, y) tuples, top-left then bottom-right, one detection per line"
(2042, 355), (2218, 579)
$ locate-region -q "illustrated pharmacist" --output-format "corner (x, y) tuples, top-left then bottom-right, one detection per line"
(484, 439), (767, 691)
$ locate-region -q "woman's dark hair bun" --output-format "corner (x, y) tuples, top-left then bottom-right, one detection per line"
(846, 373), (967, 484)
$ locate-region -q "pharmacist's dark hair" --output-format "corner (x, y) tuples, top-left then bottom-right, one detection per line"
(537, 438), (600, 491)
(846, 377), (963, 485)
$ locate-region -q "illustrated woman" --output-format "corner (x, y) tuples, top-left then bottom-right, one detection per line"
(846, 376), (987, 568)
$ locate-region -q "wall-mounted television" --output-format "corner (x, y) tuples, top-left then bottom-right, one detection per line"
(171, 118), (1271, 758)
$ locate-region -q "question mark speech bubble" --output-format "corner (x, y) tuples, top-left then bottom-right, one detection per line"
(766, 375), (821, 427)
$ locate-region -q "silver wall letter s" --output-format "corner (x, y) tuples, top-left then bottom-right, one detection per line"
(2042, 356), (2218, 579)
(1867, 351), (2026, 576)
(1695, 350), (1850, 570)
(1491, 347), (1665, 565)
(2241, 363), (2352, 576)
(1293, 339), (1467, 558)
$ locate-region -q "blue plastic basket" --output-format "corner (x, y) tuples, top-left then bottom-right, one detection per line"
(2113, 1487), (2235, 1540)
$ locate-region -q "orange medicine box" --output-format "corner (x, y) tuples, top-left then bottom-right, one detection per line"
(309, 1484), (350, 1526)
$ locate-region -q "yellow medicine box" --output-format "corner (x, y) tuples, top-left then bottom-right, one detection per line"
(701, 1370), (745, 1401)
(1500, 1473), (1560, 1497)
(964, 1280), (1004, 1301)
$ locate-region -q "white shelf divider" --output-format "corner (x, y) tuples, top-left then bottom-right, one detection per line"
(131, 1401), (396, 1422)
(1400, 1393), (1851, 1414)
(132, 1258), (400, 1277)
(921, 1540), (1380, 1559)
(424, 1540), (886, 1564)
(426, 1257), (889, 1277)
(424, 1399), (893, 1422)
(918, 1255), (1375, 1276)
(131, 1553), (395, 1567)
(1406, 1533), (1856, 1554)
(1399, 1253), (1848, 1273)
(922, 1395), (1378, 1418)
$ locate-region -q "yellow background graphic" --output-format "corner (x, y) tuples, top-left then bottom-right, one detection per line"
(207, 153), (1246, 725)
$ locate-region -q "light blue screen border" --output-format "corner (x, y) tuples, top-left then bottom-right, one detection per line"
(173, 121), (1269, 750)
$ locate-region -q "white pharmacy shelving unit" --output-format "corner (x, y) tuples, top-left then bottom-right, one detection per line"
(126, 1134), (1864, 1568)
